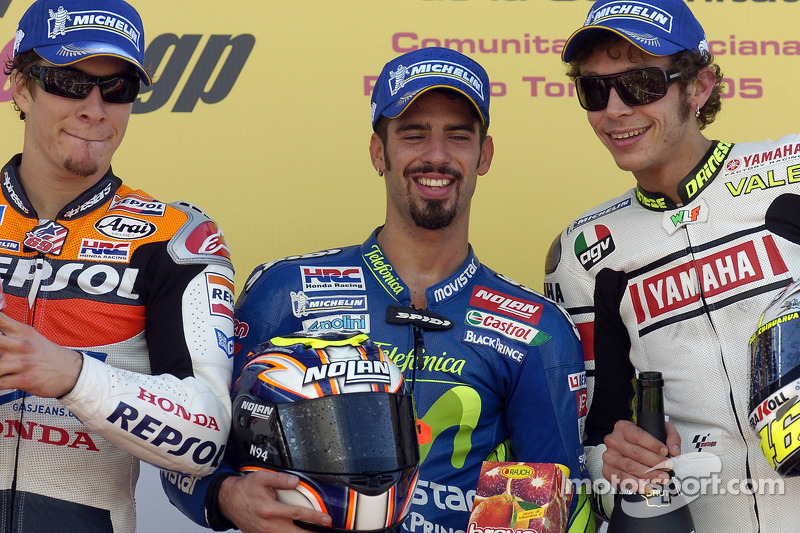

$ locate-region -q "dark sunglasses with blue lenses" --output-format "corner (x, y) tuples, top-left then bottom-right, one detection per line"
(28, 65), (141, 104)
(575, 67), (681, 112)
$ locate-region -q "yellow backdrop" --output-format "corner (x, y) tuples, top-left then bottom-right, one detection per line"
(1, 0), (797, 298)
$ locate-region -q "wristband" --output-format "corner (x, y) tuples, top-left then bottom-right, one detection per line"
(205, 472), (237, 531)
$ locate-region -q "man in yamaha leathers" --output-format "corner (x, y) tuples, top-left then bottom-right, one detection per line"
(545, 0), (800, 531)
(0, 1), (234, 531)
(163, 48), (594, 533)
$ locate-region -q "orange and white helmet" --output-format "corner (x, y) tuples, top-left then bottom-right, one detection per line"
(230, 330), (419, 532)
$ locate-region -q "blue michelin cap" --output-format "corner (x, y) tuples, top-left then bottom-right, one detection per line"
(562, 0), (708, 63)
(13, 0), (151, 85)
(371, 47), (489, 130)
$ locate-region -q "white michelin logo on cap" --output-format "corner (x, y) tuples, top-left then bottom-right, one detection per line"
(389, 65), (411, 96)
(48, 7), (71, 39)
(46, 9), (142, 50)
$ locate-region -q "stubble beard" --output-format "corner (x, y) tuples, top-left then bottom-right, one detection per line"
(63, 156), (99, 178)
(678, 93), (692, 126)
(611, 94), (695, 173)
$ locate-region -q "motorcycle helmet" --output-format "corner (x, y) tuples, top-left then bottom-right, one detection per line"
(229, 330), (420, 532)
(749, 279), (800, 476)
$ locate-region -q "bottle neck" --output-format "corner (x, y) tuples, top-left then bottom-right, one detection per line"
(636, 372), (667, 443)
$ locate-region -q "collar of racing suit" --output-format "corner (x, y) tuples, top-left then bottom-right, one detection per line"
(635, 140), (734, 211)
(0, 154), (123, 220)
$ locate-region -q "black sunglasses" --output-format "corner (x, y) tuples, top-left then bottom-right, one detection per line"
(575, 67), (681, 112)
(28, 65), (141, 104)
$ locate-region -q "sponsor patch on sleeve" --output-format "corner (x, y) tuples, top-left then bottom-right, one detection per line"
(569, 371), (588, 437)
(215, 327), (234, 357)
(206, 272), (234, 320)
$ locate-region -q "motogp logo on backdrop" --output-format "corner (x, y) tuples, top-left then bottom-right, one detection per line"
(133, 33), (254, 113)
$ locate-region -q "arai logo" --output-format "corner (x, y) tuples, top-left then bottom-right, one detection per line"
(95, 215), (156, 240)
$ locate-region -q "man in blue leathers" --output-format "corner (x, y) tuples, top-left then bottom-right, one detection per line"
(164, 47), (593, 533)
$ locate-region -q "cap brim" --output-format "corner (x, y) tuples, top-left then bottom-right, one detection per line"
(561, 25), (683, 62)
(379, 85), (487, 126)
(34, 41), (151, 86)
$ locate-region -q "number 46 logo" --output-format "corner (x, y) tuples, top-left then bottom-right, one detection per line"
(759, 399), (800, 475)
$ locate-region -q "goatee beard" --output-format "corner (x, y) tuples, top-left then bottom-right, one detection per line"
(410, 198), (457, 230)
(406, 164), (461, 230)
(63, 157), (99, 178)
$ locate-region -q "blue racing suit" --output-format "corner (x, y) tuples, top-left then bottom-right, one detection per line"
(164, 228), (592, 533)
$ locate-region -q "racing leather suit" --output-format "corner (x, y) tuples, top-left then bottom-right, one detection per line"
(163, 228), (594, 533)
(0, 156), (234, 533)
(544, 137), (800, 533)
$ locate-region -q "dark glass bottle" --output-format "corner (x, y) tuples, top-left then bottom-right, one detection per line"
(607, 371), (696, 533)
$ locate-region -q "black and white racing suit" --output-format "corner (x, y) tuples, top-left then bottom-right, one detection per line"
(545, 137), (800, 532)
(0, 156), (234, 533)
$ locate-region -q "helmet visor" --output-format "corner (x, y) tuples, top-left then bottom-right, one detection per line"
(750, 312), (800, 411)
(277, 392), (419, 474)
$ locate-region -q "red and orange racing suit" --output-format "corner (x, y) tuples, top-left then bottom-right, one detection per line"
(0, 155), (234, 533)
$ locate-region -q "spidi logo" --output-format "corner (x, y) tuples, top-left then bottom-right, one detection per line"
(0, 4), (253, 113)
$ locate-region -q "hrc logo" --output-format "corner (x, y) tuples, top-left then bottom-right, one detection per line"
(78, 239), (132, 263)
(300, 266), (365, 292)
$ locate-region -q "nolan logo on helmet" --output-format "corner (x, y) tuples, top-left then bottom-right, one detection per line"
(303, 359), (393, 387)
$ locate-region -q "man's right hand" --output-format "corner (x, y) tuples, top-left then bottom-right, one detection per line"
(601, 419), (682, 490)
(218, 471), (332, 533)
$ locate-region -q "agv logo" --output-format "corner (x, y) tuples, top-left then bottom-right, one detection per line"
(575, 224), (615, 271)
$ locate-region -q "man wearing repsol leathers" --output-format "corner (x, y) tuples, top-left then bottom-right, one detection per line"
(545, 0), (800, 531)
(0, 1), (234, 532)
(163, 48), (593, 533)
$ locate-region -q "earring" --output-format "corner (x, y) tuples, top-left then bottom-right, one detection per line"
(377, 167), (383, 177)
(695, 104), (701, 118)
